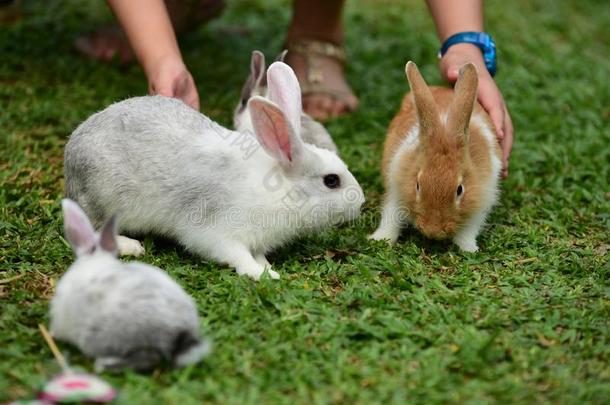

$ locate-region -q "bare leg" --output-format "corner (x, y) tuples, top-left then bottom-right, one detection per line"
(286, 0), (358, 120)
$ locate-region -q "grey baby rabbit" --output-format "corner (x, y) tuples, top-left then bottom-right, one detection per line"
(234, 50), (339, 153)
(50, 199), (210, 372)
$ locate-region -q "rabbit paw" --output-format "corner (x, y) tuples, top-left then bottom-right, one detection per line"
(455, 238), (479, 253)
(254, 253), (271, 268)
(117, 235), (145, 256)
(265, 268), (281, 280)
(94, 356), (124, 373)
(237, 264), (280, 280)
(369, 227), (399, 244)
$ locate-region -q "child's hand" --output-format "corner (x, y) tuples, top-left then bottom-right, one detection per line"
(146, 55), (200, 110)
(440, 43), (513, 178)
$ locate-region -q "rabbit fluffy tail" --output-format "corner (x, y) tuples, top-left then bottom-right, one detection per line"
(173, 331), (212, 367)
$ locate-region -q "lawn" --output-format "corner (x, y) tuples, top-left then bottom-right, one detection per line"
(1, 0), (609, 403)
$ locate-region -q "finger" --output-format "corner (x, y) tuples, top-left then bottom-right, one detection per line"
(478, 84), (505, 141)
(184, 87), (200, 110)
(176, 74), (200, 110)
(502, 110), (514, 167)
(445, 67), (460, 83)
(489, 105), (505, 141)
(151, 85), (174, 98)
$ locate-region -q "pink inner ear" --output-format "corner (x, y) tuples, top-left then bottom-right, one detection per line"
(251, 99), (293, 163)
(63, 200), (96, 254)
(267, 62), (301, 133)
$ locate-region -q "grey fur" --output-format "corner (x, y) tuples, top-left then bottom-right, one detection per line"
(51, 199), (210, 372)
(65, 96), (237, 236)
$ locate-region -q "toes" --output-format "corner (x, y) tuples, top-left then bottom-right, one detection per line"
(303, 93), (360, 120)
(74, 27), (134, 64)
(330, 99), (346, 118)
(303, 94), (332, 121)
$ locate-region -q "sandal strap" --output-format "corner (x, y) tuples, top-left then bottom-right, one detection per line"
(285, 39), (346, 64)
(300, 83), (353, 101)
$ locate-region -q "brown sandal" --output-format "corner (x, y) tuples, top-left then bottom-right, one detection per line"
(285, 39), (357, 115)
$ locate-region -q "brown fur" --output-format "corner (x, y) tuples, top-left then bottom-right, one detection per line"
(381, 62), (501, 240)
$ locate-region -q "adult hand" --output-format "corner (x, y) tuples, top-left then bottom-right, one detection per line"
(440, 43), (513, 178)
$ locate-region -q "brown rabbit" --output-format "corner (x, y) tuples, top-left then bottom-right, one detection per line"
(370, 61), (502, 252)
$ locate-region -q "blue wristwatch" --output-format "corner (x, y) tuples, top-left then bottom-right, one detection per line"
(439, 32), (497, 76)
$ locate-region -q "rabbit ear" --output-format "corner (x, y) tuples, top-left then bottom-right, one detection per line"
(405, 61), (442, 137)
(274, 49), (288, 63)
(62, 199), (96, 256)
(261, 50), (287, 87)
(259, 50), (286, 87)
(446, 63), (478, 142)
(99, 214), (118, 255)
(248, 96), (303, 166)
(266, 62), (302, 136)
(240, 51), (266, 105)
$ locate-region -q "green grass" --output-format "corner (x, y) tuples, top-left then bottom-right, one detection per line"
(1, 0), (609, 403)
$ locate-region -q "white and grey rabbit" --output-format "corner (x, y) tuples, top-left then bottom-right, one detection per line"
(64, 62), (364, 280)
(50, 199), (210, 373)
(234, 50), (339, 154)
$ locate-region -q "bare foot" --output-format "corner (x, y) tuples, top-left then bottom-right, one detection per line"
(285, 47), (359, 121)
(75, 26), (134, 64)
(75, 0), (225, 64)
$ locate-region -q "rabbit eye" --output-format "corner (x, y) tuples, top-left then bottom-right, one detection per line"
(323, 174), (341, 189)
(457, 184), (464, 197)
(416, 181), (420, 192)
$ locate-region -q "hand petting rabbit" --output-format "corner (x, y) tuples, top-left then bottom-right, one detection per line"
(50, 199), (210, 373)
(370, 61), (502, 252)
(64, 62), (364, 280)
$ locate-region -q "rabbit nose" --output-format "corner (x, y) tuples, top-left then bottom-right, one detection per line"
(418, 219), (447, 240)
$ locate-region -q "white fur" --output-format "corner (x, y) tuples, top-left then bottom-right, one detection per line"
(452, 113), (502, 251)
(174, 340), (212, 367)
(370, 125), (420, 243)
(117, 235), (145, 256)
(65, 63), (364, 280)
(370, 108), (501, 251)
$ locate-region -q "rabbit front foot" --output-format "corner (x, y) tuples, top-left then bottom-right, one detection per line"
(369, 223), (401, 244)
(212, 243), (280, 280)
(453, 213), (486, 253)
(94, 356), (125, 373)
(454, 237), (479, 253)
(246, 253), (279, 279)
(237, 263), (280, 280)
(117, 235), (145, 256)
(254, 253), (271, 268)
(369, 196), (405, 244)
